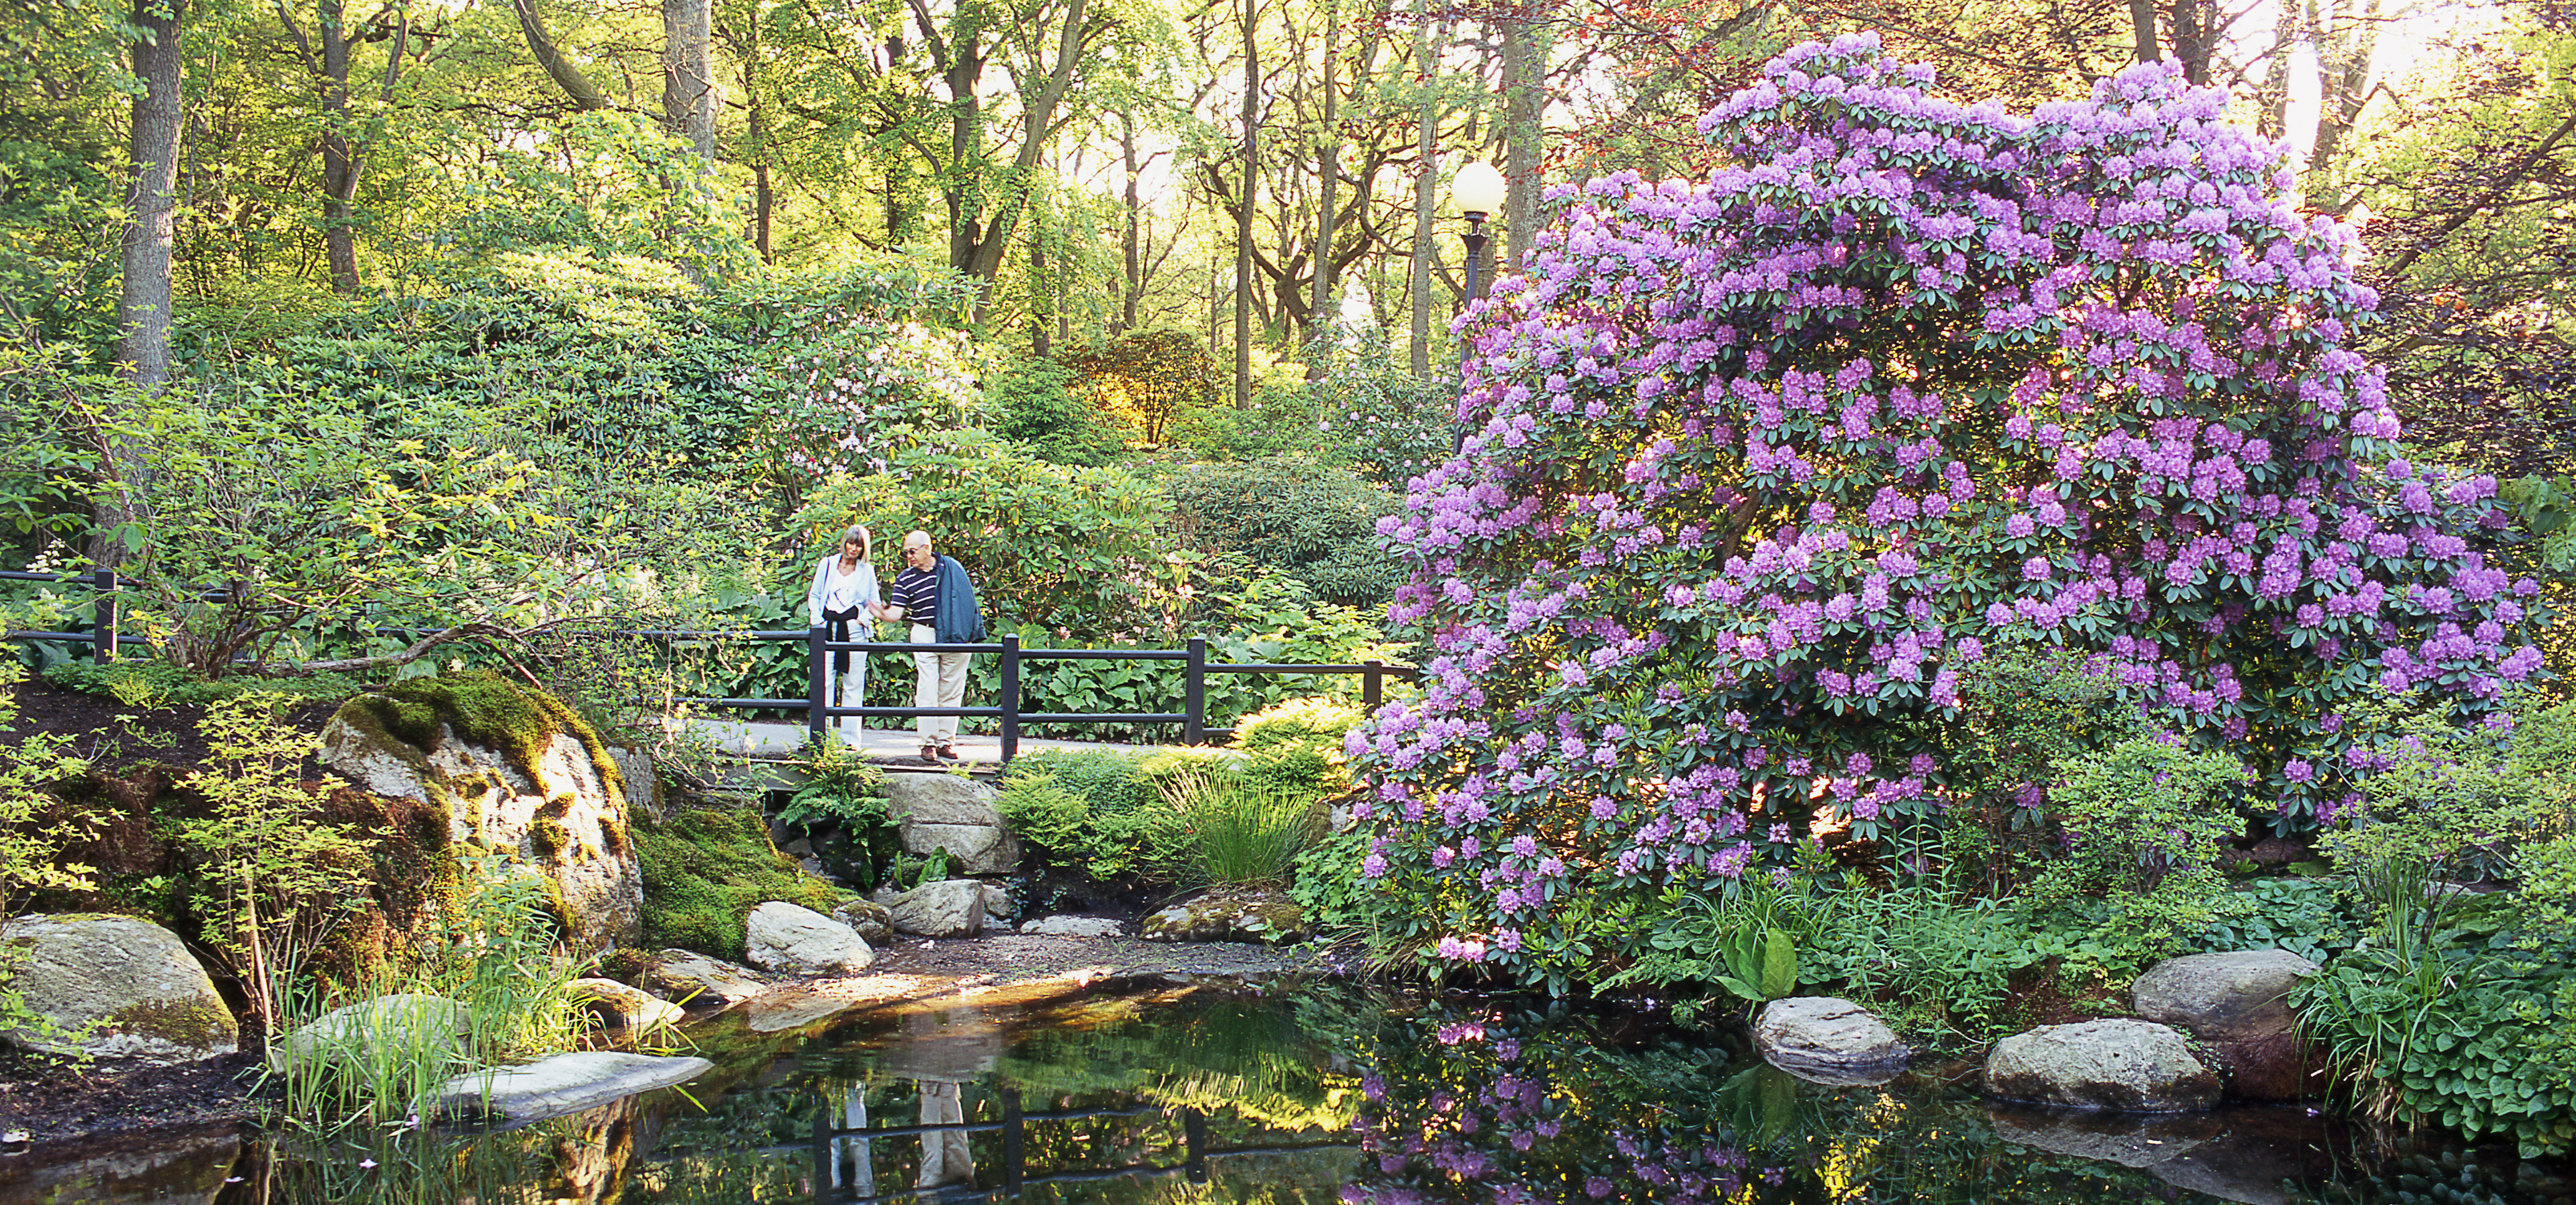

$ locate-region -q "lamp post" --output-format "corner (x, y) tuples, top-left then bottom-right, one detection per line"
(1454, 160), (1505, 307)
(1451, 160), (1506, 449)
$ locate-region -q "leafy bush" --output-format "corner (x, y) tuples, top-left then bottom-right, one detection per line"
(1348, 37), (2547, 987)
(1168, 382), (1322, 462)
(995, 749), (1183, 880)
(1167, 456), (1402, 609)
(1062, 328), (1218, 445)
(2297, 937), (2576, 1158)
(1232, 696), (1364, 797)
(1306, 338), (1463, 490)
(990, 354), (1125, 466)
(2035, 735), (2247, 901)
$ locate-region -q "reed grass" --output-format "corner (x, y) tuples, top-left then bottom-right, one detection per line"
(272, 852), (591, 1130)
(1157, 765), (1325, 888)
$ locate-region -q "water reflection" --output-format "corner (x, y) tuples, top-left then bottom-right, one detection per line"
(2, 986), (2565, 1205)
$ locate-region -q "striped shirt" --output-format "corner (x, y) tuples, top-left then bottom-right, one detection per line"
(887, 564), (940, 622)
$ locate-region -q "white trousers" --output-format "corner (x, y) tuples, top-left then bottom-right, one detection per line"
(910, 623), (970, 746)
(828, 662), (867, 747)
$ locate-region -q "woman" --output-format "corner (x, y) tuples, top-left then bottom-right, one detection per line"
(805, 526), (882, 748)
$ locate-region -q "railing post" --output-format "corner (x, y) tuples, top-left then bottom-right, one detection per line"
(1183, 636), (1206, 747)
(1362, 658), (1384, 707)
(999, 633), (1021, 766)
(806, 623), (828, 746)
(92, 567), (115, 661)
(1000, 1086), (1025, 1193)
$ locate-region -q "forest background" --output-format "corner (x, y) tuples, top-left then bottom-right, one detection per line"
(5, 0), (2576, 704)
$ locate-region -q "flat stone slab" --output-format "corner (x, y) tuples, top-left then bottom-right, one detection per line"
(427, 1052), (713, 1127)
(2132, 949), (2318, 1041)
(1021, 916), (1126, 938)
(1754, 996), (1909, 1083)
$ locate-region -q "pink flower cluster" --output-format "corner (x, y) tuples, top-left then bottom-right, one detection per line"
(1350, 34), (2546, 982)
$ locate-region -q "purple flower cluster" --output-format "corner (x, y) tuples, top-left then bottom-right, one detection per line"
(1349, 35), (2547, 983)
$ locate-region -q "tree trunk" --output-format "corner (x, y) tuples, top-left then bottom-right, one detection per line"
(1030, 223), (1051, 357)
(315, 0), (361, 293)
(1307, 0), (1337, 377)
(120, 0), (184, 388)
(1500, 0), (1542, 273)
(2127, 0), (2157, 63)
(662, 0), (716, 163)
(1119, 113), (1141, 335)
(1407, 2), (1436, 378)
(1234, 0), (1256, 408)
(514, 0), (607, 111)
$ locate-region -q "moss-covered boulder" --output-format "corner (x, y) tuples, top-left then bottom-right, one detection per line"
(1139, 889), (1310, 944)
(0, 913), (240, 1064)
(632, 807), (846, 962)
(319, 671), (641, 952)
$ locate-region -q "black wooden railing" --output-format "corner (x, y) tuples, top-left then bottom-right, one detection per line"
(0, 569), (121, 658)
(690, 628), (1414, 765)
(1, 571), (1414, 764)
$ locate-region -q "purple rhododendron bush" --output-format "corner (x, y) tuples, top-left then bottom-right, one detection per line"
(1346, 36), (2549, 986)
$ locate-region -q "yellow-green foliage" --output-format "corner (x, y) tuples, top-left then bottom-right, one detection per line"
(633, 807), (842, 960)
(1230, 695), (1362, 796)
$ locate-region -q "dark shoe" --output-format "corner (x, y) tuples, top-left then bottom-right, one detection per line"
(938, 744), (960, 762)
(919, 745), (940, 764)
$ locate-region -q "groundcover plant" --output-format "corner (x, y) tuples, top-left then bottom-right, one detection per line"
(1348, 34), (2548, 985)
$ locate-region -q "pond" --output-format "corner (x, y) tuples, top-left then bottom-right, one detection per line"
(4, 982), (2567, 1205)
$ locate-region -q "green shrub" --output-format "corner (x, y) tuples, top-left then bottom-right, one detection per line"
(995, 749), (1185, 880)
(1231, 696), (1363, 797)
(1166, 456), (1400, 609)
(1289, 824), (1378, 933)
(2036, 734), (2248, 901)
(632, 807), (842, 960)
(990, 353), (1125, 466)
(1304, 342), (1461, 489)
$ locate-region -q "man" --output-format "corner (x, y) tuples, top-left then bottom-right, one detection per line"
(879, 529), (986, 762)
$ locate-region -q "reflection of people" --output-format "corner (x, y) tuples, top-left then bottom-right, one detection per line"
(882, 530), (985, 764)
(916, 1079), (975, 1188)
(806, 526), (882, 749)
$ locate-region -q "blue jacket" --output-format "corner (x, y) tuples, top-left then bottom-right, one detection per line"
(933, 554), (986, 644)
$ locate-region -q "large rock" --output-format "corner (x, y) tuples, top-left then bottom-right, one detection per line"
(2133, 949), (2327, 1102)
(885, 880), (988, 938)
(641, 949), (772, 1007)
(2133, 950), (2317, 1040)
(426, 1052), (712, 1126)
(320, 675), (644, 953)
(882, 774), (1006, 827)
(570, 978), (685, 1031)
(1753, 997), (1910, 1083)
(899, 822), (1023, 876)
(1141, 890), (1309, 944)
(884, 774), (1021, 873)
(0, 915), (237, 1065)
(1983, 1019), (2221, 1112)
(267, 994), (472, 1076)
(831, 899), (896, 946)
(745, 901), (876, 976)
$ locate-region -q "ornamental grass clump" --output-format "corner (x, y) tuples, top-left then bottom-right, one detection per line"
(1348, 35), (2549, 989)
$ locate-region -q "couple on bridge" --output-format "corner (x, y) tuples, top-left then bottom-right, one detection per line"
(805, 526), (987, 764)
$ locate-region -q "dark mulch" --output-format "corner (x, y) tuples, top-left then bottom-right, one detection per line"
(3, 675), (341, 772)
(0, 676), (318, 1143)
(0, 1040), (270, 1143)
